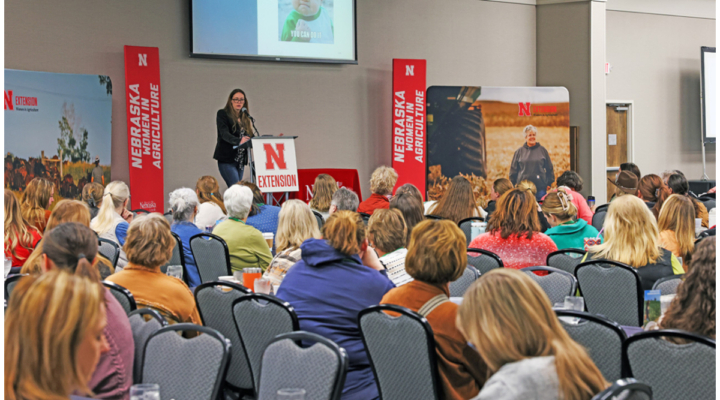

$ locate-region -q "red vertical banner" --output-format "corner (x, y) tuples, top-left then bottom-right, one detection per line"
(392, 59), (427, 200)
(124, 46), (164, 212)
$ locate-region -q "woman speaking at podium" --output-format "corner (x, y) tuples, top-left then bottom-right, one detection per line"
(214, 89), (254, 187)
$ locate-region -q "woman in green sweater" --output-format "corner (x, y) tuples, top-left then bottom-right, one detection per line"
(541, 189), (602, 251)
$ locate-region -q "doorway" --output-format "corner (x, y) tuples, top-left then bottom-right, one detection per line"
(606, 102), (633, 203)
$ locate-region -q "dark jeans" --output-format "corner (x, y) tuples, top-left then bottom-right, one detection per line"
(218, 161), (244, 187)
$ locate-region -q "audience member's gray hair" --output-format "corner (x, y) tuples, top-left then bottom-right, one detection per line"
(224, 185), (253, 220)
(331, 187), (359, 211)
(168, 188), (199, 222)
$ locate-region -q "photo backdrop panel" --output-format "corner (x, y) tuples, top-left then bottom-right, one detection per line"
(427, 86), (569, 207)
(4, 69), (112, 201)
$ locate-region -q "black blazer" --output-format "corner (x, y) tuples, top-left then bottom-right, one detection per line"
(214, 109), (250, 164)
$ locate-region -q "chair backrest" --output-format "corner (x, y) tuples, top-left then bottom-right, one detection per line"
(424, 214), (444, 220)
(458, 217), (484, 247)
(521, 266), (577, 306)
(547, 249), (587, 275)
(466, 248), (503, 275)
(624, 330), (715, 400)
(257, 331), (348, 400)
(232, 294), (299, 392)
(592, 204), (609, 232)
(448, 265), (480, 297)
(160, 232), (188, 284)
(556, 310), (627, 382)
(128, 308), (168, 384)
(102, 281), (137, 315)
(651, 274), (684, 295)
(359, 212), (371, 226)
(195, 281), (254, 391)
(591, 378), (653, 400)
(164, 211), (174, 225)
(98, 238), (120, 268)
(358, 304), (441, 400)
(575, 260), (643, 326)
(189, 233), (231, 283)
(5, 274), (28, 301)
(313, 210), (325, 230)
(141, 324), (231, 400)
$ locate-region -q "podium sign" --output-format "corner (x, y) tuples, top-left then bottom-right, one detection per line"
(252, 137), (299, 193)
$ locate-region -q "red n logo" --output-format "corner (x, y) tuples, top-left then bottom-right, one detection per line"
(518, 102), (531, 116)
(4, 91), (13, 110)
(264, 143), (287, 170)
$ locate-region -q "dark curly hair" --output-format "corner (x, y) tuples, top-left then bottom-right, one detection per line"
(660, 238), (715, 340)
(557, 171), (583, 192)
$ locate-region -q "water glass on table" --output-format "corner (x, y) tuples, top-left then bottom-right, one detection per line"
(254, 277), (272, 295)
(277, 388), (306, 400)
(166, 265), (183, 280)
(562, 296), (584, 324)
(130, 384), (160, 400)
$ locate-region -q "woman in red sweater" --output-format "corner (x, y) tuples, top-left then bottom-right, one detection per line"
(357, 166), (398, 215)
(469, 188), (557, 270)
(4, 190), (42, 267)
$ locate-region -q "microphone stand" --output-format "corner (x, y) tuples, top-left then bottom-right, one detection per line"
(246, 112), (260, 184)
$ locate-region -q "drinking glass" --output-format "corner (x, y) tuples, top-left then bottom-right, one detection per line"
(130, 383), (160, 400)
(564, 296), (584, 312)
(5, 257), (12, 278)
(166, 265), (183, 280)
(277, 388), (306, 400)
(254, 278), (271, 294)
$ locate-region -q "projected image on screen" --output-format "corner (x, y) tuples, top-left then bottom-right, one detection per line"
(701, 47), (716, 143)
(192, 0), (354, 63)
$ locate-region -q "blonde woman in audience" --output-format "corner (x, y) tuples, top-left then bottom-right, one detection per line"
(667, 173), (709, 228)
(194, 175), (227, 230)
(658, 194), (696, 270)
(4, 190), (42, 268)
(542, 189), (601, 251)
(20, 177), (55, 233)
(368, 209), (413, 287)
(516, 180), (550, 231)
(106, 214), (202, 327)
(457, 269), (608, 400)
(82, 182), (104, 219)
(382, 220), (488, 400)
(357, 166), (398, 215)
(5, 269), (109, 400)
(91, 181), (133, 270)
(262, 200), (320, 286)
(428, 176), (486, 222)
(23, 200), (115, 279)
(583, 195), (683, 290)
(309, 174), (338, 220)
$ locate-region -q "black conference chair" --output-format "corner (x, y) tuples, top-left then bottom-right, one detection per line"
(591, 378), (652, 400)
(102, 281), (137, 315)
(448, 265), (480, 297)
(458, 217), (484, 247)
(591, 204), (609, 232)
(5, 274), (27, 301)
(466, 248), (503, 275)
(313, 210), (325, 230)
(128, 308), (168, 384)
(424, 214), (444, 220)
(359, 212), (372, 225)
(189, 233), (232, 283)
(546, 248), (586, 275)
(160, 232), (189, 285)
(575, 259), (643, 327)
(651, 274), (684, 296)
(521, 266), (577, 306)
(98, 238), (120, 268)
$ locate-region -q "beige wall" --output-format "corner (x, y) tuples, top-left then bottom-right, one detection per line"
(606, 10), (716, 180)
(5, 0), (536, 203)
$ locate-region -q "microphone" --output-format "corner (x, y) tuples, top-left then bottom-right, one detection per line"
(240, 107), (248, 114)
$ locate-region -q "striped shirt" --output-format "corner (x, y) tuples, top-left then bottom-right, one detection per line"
(380, 248), (414, 287)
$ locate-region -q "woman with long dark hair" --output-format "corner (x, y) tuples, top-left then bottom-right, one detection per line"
(428, 176), (486, 223)
(215, 89), (255, 187)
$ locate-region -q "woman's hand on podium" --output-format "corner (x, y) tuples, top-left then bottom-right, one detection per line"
(240, 136), (251, 145)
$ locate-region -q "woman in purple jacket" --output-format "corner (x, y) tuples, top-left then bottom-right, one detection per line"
(277, 211), (395, 400)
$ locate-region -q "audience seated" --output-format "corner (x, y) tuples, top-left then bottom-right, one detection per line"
(542, 189), (602, 251)
(276, 211), (394, 400)
(39, 222), (134, 399)
(90, 181), (133, 270)
(470, 188), (558, 270)
(516, 180), (551, 232)
(381, 220), (487, 400)
(390, 191), (424, 244)
(239, 181), (281, 247)
(485, 178), (513, 217)
(583, 196), (683, 290)
(357, 166), (398, 215)
(82, 182), (104, 219)
(428, 176), (487, 222)
(5, 269), (109, 400)
(551, 171), (594, 223)
(309, 174), (338, 220)
(20, 177), (55, 233)
(194, 175), (227, 230)
(659, 238), (715, 340)
(395, 182), (424, 204)
(457, 269), (608, 400)
(212, 185), (272, 272)
(367, 209), (413, 287)
(329, 187), (360, 215)
(667, 173), (709, 227)
(23, 200), (115, 279)
(658, 194), (696, 270)
(106, 214), (202, 326)
(4, 189), (42, 268)
(262, 200), (320, 286)
(168, 188), (203, 287)
(608, 170), (639, 199)
(638, 174), (671, 219)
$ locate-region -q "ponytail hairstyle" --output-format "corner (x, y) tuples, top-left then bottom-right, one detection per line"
(196, 176), (227, 214)
(541, 188), (577, 222)
(82, 182), (104, 209)
(457, 269), (608, 400)
(42, 222), (101, 283)
(20, 177), (54, 232)
(638, 174), (671, 219)
(322, 210), (366, 256)
(223, 89), (254, 138)
(5, 189), (38, 262)
(90, 181), (130, 235)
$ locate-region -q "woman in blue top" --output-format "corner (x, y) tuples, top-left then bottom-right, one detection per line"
(168, 188), (203, 288)
(277, 211), (395, 400)
(541, 189), (602, 251)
